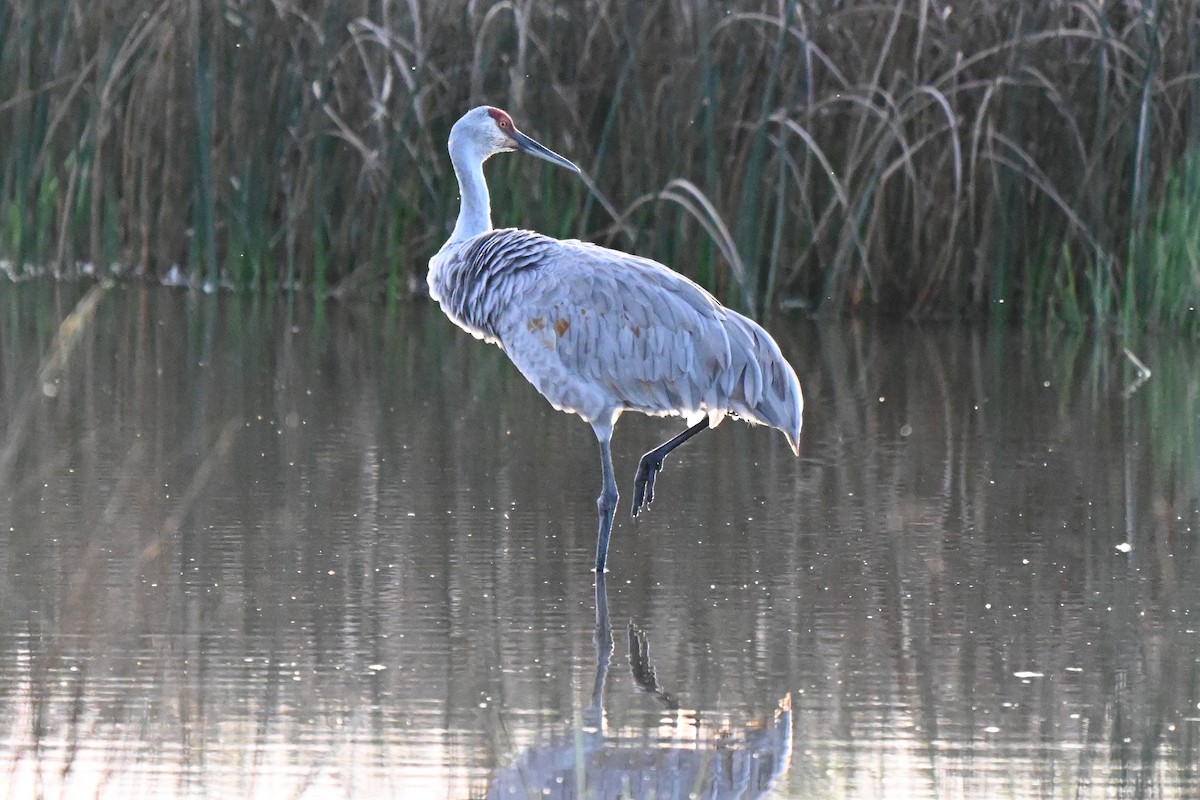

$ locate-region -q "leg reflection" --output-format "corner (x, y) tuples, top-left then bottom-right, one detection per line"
(583, 573), (614, 731)
(485, 571), (793, 799)
(627, 621), (679, 710)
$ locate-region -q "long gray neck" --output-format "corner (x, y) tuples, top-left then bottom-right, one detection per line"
(448, 139), (492, 243)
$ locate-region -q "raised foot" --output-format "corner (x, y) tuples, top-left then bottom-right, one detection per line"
(631, 455), (664, 517)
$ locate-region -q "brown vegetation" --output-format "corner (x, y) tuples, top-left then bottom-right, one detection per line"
(1, 1), (1197, 327)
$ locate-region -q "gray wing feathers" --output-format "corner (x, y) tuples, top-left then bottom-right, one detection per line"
(432, 229), (550, 341)
(465, 229), (802, 448)
(491, 235), (734, 413)
(722, 313), (804, 454)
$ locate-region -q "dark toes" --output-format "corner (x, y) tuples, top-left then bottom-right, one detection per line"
(631, 460), (662, 517)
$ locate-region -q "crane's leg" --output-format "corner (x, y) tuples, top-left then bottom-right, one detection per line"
(593, 422), (619, 572)
(631, 418), (710, 517)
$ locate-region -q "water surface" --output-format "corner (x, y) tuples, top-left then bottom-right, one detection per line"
(1, 284), (1198, 798)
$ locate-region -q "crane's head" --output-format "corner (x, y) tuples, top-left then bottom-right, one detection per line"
(449, 106), (580, 174)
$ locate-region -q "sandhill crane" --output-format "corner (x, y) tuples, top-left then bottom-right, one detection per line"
(428, 106), (803, 572)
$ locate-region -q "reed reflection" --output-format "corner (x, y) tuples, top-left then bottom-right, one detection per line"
(486, 574), (793, 799)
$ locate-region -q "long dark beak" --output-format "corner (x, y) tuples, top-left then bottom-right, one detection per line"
(513, 129), (581, 174)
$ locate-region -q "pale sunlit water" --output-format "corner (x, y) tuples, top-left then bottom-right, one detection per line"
(1, 283), (1199, 798)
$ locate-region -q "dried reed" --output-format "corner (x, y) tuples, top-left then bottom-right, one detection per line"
(0, 0), (1197, 329)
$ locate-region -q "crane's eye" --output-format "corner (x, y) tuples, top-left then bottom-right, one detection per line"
(487, 108), (515, 131)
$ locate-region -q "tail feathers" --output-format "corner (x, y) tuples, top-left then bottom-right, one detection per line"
(767, 356), (804, 456)
(724, 315), (803, 455)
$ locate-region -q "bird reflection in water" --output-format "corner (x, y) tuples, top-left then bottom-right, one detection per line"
(485, 574), (792, 799)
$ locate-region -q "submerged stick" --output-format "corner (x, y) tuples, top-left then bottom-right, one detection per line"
(1121, 347), (1152, 397)
(37, 280), (114, 397)
(0, 281), (113, 483)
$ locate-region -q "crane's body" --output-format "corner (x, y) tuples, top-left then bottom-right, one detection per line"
(429, 106), (803, 572)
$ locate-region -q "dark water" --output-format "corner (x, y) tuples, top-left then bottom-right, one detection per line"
(1, 283), (1198, 799)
